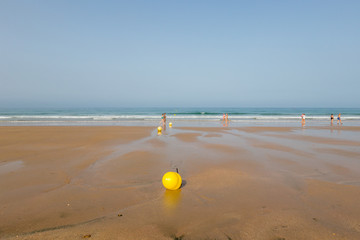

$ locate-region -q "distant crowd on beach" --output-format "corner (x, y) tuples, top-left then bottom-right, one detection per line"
(160, 112), (230, 127)
(301, 113), (343, 126)
(159, 112), (344, 129)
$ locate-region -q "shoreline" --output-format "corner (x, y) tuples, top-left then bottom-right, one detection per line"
(1, 120), (360, 127)
(1, 126), (360, 239)
(1, 107), (360, 127)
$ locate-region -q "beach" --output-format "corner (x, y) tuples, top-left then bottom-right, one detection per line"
(1, 125), (360, 240)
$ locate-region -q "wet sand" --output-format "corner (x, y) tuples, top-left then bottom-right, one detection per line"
(1, 126), (360, 239)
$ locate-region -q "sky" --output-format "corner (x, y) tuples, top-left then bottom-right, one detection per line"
(1, 0), (359, 108)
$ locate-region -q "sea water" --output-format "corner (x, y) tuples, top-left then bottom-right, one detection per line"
(0, 107), (360, 127)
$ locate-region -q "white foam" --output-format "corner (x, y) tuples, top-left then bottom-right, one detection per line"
(1, 114), (360, 122)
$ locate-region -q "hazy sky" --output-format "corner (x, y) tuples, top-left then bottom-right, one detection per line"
(1, 1), (359, 108)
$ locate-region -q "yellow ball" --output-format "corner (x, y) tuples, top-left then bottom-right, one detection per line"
(162, 172), (182, 190)
(157, 126), (162, 132)
(169, 122), (172, 128)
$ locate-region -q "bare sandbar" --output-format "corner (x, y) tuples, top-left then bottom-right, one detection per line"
(1, 126), (360, 239)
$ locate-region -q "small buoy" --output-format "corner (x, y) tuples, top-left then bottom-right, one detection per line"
(162, 172), (182, 190)
(169, 122), (172, 128)
(157, 126), (162, 135)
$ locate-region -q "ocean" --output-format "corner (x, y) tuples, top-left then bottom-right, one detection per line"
(1, 107), (360, 127)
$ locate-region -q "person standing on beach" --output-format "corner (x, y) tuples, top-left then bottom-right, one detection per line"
(301, 113), (306, 121)
(160, 113), (166, 130)
(337, 113), (342, 125)
(163, 113), (167, 129)
(222, 113), (229, 127)
(301, 113), (306, 126)
(331, 114), (334, 125)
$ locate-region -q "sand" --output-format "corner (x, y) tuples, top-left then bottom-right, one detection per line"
(1, 125), (360, 240)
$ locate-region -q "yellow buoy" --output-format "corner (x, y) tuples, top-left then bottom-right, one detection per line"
(162, 172), (182, 190)
(157, 126), (162, 135)
(169, 122), (172, 128)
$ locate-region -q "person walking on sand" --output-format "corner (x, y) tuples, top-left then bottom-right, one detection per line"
(331, 114), (334, 125)
(337, 113), (342, 125)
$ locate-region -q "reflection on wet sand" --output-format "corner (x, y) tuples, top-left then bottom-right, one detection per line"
(163, 189), (182, 212)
